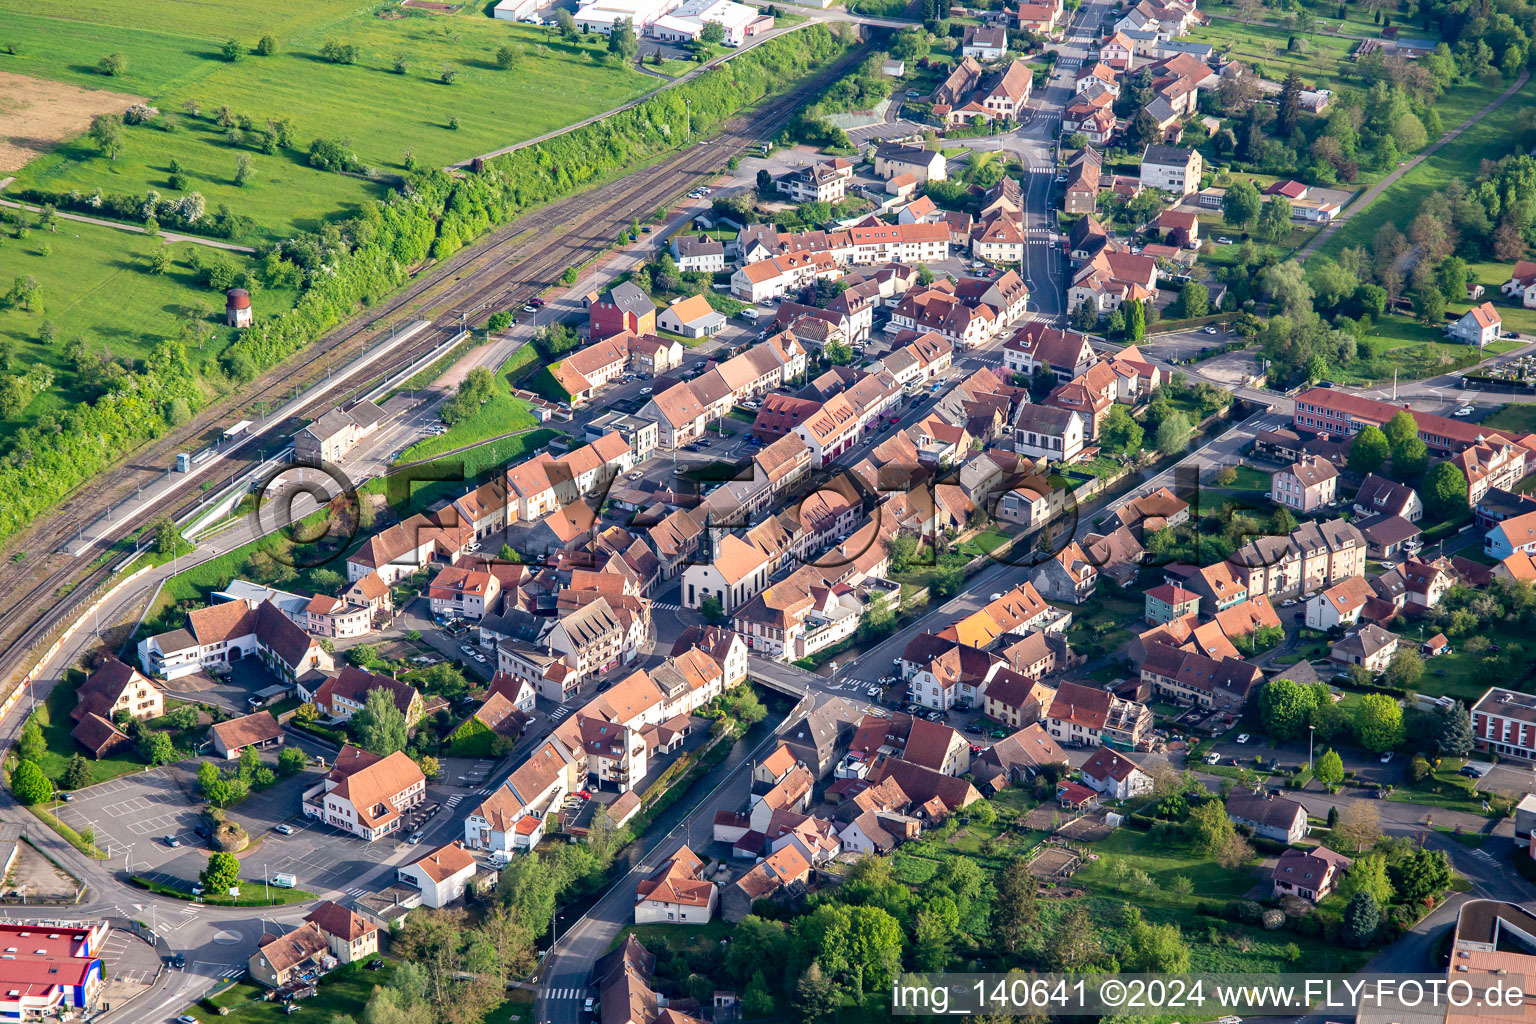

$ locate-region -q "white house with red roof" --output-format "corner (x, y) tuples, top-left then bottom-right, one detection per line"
(1079, 747), (1152, 800)
(1501, 260), (1536, 307)
(1447, 301), (1502, 346)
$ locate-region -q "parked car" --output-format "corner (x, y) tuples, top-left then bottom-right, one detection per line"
(1454, 406), (1475, 417)
(1380, 752), (1395, 764)
(530, 297), (546, 307)
(172, 953), (186, 969)
(368, 960), (385, 971)
(274, 824), (296, 835)
(1236, 733), (1250, 744)
(523, 304), (537, 313)
(163, 835), (181, 848)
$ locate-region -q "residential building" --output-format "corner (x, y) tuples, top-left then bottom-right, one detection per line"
(1304, 575), (1374, 630)
(1031, 541), (1098, 604)
(671, 234), (726, 273)
(1501, 260), (1536, 307)
(590, 282), (657, 341)
(1486, 510), (1536, 559)
(1447, 301), (1501, 346)
(1229, 518), (1365, 600)
(657, 295), (727, 338)
(305, 902), (381, 965)
(1271, 455), (1338, 511)
(635, 848), (717, 924)
(1226, 791), (1309, 843)
(1329, 623), (1401, 673)
(778, 158), (852, 203)
(398, 841), (478, 908)
(1353, 474), (1423, 522)
(1080, 747), (1152, 800)
(249, 922), (333, 989)
(1291, 387), (1487, 456)
(1144, 583), (1199, 625)
(302, 747), (427, 842)
(1012, 405), (1086, 463)
(873, 143), (947, 183)
(138, 598), (333, 684)
(1139, 144), (1203, 195)
(1043, 680), (1152, 749)
(1273, 847), (1351, 903)
(74, 657), (163, 725)
(962, 23), (1009, 59)
(1454, 437), (1529, 506)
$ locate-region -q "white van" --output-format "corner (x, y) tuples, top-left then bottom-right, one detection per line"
(272, 873), (297, 889)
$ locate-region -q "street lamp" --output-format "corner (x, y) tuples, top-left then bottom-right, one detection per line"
(1308, 724), (1316, 769)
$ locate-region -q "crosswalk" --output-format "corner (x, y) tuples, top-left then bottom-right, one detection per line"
(344, 887), (368, 899)
(1056, 56), (1083, 68)
(549, 705), (575, 723)
(445, 794), (464, 809)
(652, 601), (682, 612)
(545, 987), (587, 1001)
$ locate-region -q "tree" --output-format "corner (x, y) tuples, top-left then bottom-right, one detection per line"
(1348, 425), (1390, 474)
(1413, 284), (1446, 325)
(62, 753), (91, 790)
(1271, 505), (1297, 536)
(1178, 281), (1209, 319)
(1189, 798), (1236, 855)
(1072, 298), (1098, 332)
(319, 40), (359, 64)
(202, 851), (241, 893)
(17, 717), (45, 763)
(793, 963), (839, 1024)
(700, 595), (724, 623)
(1124, 298), (1146, 341)
(234, 154), (253, 187)
(1045, 904), (1102, 971)
(293, 702), (318, 725)
(1394, 847), (1452, 901)
(440, 64), (458, 85)
(89, 113), (125, 161)
(278, 746), (308, 775)
(1384, 410), (1418, 450)
(10, 760), (51, 805)
(495, 44), (521, 69)
(1125, 919), (1191, 973)
(1435, 701), (1474, 757)
(1423, 461), (1469, 521)
(1356, 692), (1404, 751)
(1100, 405), (1144, 455)
(993, 854), (1039, 954)
(556, 9), (579, 38)
(1437, 257), (1469, 303)
(608, 18), (638, 60)
(97, 52), (128, 76)
(1214, 832), (1255, 869)
(1277, 71), (1303, 138)
(1384, 649), (1423, 690)
(221, 38), (245, 61)
(1335, 802), (1383, 853)
(1156, 410), (1192, 455)
(1342, 890), (1380, 949)
(1257, 196), (1293, 242)
(346, 644), (378, 667)
(418, 755), (440, 780)
(145, 246), (173, 275)
(352, 687), (408, 756)
(1314, 747), (1345, 785)
(1392, 436), (1428, 479)
(743, 972), (775, 1017)
(141, 730), (177, 766)
(255, 34), (277, 56)
(1222, 179), (1263, 227)
(700, 20), (725, 44)
(1259, 679), (1320, 740)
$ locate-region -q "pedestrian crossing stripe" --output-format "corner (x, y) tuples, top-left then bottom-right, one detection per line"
(652, 601), (681, 611)
(544, 988), (586, 999)
(345, 888), (367, 898)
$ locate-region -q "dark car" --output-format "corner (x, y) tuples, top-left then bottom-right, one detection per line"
(368, 959), (385, 971)
(172, 953), (186, 969)
(194, 825), (212, 840)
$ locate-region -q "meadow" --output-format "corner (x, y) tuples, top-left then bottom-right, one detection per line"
(0, 218), (296, 414)
(6, 6), (654, 241)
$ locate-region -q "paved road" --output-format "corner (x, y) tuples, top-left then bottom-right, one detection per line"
(1297, 70), (1530, 259)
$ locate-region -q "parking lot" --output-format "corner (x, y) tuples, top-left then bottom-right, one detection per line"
(58, 766), (205, 862)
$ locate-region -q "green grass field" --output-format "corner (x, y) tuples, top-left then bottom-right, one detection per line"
(0, 219), (296, 419)
(1483, 404), (1536, 435)
(29, 674), (150, 787)
(1188, 15), (1358, 89)
(1315, 76), (1530, 258)
(8, 9), (653, 241)
(397, 345), (542, 461)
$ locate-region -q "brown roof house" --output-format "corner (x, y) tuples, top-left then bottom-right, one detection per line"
(635, 847), (717, 925)
(304, 901), (380, 964)
(209, 711), (284, 760)
(248, 921), (334, 989)
(723, 844), (812, 922)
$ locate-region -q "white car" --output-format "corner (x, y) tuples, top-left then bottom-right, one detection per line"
(1205, 751), (1221, 765)
(1217, 236), (1234, 244)
(1380, 752), (1394, 764)
(639, 387), (653, 395)
(1453, 406), (1475, 417)
(1217, 1017), (1243, 1024)
(1235, 733), (1250, 744)
(1204, 326), (1218, 334)
(990, 593), (1003, 601)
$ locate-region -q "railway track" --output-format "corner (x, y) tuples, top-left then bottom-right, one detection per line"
(0, 40), (871, 690)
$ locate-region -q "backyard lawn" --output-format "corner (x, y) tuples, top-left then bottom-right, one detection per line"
(1328, 314), (1518, 386)
(1064, 584), (1144, 660)
(28, 672), (149, 787)
(187, 961), (388, 1024)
